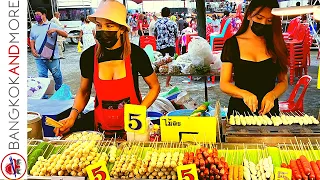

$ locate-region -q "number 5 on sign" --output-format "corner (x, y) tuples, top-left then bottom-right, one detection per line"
(86, 161), (110, 180)
(124, 104), (147, 134)
(177, 164), (198, 180)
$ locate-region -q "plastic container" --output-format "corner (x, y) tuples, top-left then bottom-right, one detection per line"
(167, 109), (211, 117)
(27, 112), (43, 139)
(208, 106), (227, 117)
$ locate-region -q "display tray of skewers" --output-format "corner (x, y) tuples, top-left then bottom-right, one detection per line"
(27, 138), (121, 179)
(27, 139), (320, 180)
(226, 111), (320, 135)
(110, 141), (190, 179)
(275, 140), (320, 180)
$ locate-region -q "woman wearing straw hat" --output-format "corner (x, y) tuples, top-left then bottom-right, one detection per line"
(54, 0), (160, 138)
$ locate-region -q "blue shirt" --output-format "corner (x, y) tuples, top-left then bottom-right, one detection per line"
(154, 17), (178, 50)
(30, 21), (62, 59)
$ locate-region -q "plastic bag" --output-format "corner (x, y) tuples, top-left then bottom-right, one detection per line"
(188, 37), (212, 65)
(191, 56), (204, 67)
(168, 63), (182, 75)
(175, 91), (197, 109)
(49, 84), (73, 100)
(77, 41), (82, 53)
(181, 63), (196, 75)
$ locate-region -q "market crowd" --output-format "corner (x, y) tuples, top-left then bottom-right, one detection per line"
(28, 0), (300, 138)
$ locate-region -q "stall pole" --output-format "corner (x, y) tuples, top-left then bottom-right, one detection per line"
(196, 0), (208, 101)
(196, 0), (206, 39)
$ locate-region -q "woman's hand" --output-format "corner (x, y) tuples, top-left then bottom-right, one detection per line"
(259, 92), (276, 115)
(242, 91), (258, 112)
(53, 117), (76, 137)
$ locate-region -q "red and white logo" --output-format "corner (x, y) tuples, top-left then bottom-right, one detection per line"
(1, 153), (27, 179)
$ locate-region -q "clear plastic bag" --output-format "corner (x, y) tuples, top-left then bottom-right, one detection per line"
(188, 37), (212, 65)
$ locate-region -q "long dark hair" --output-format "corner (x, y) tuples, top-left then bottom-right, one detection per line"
(236, 0), (288, 73)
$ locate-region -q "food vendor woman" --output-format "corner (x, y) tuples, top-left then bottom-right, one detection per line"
(54, 0), (160, 137)
(220, 0), (288, 117)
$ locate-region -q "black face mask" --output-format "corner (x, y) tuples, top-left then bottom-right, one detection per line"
(251, 21), (272, 37)
(96, 30), (119, 48)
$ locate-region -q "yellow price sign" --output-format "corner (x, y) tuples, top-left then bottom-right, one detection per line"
(160, 116), (216, 142)
(124, 104), (147, 134)
(177, 164), (199, 180)
(86, 161), (110, 180)
(274, 167), (292, 180)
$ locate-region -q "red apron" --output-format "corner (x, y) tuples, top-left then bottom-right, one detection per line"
(93, 46), (141, 136)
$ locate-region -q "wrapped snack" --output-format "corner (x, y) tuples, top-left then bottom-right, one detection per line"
(190, 102), (211, 117)
(168, 64), (182, 75)
(159, 65), (169, 74)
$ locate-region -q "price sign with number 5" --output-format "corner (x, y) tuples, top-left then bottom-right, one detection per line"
(177, 164), (198, 180)
(124, 104), (147, 134)
(86, 161), (110, 180)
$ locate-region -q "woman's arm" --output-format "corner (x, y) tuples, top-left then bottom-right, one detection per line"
(259, 72), (288, 115)
(220, 62), (258, 112)
(68, 76), (93, 121)
(54, 77), (92, 136)
(79, 30), (83, 41)
(140, 72), (160, 108)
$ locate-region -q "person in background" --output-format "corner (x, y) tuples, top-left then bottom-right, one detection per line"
(51, 12), (66, 59)
(154, 7), (178, 87)
(79, 17), (96, 51)
(143, 15), (149, 35)
(212, 14), (221, 32)
(127, 12), (134, 38)
(170, 13), (177, 22)
(177, 14), (187, 33)
(30, 7), (68, 91)
(138, 14), (145, 36)
(190, 17), (197, 31)
(223, 10), (231, 21)
(54, 0), (160, 138)
(220, 0), (288, 117)
(132, 10), (139, 37)
(149, 14), (158, 36)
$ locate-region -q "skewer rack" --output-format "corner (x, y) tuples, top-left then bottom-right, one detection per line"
(222, 121), (320, 145)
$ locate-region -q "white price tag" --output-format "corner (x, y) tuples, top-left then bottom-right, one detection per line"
(51, 176), (85, 180)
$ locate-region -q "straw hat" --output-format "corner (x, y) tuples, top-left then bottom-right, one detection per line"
(88, 0), (130, 31)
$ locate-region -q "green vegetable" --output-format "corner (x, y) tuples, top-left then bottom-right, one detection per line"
(43, 144), (54, 159)
(28, 149), (44, 159)
(27, 157), (37, 173)
(36, 142), (49, 150)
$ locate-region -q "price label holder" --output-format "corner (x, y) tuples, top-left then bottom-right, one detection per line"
(86, 161), (110, 180)
(177, 164), (199, 180)
(51, 177), (85, 180)
(124, 104), (147, 134)
(160, 116), (216, 142)
(274, 167), (292, 180)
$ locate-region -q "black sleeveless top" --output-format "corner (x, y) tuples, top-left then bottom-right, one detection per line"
(221, 36), (280, 117)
